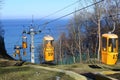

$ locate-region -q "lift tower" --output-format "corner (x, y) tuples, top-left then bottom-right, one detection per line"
(26, 25), (41, 63)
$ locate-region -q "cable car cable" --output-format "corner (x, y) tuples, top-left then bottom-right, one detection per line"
(15, 34), (22, 45)
(39, 0), (80, 20)
(39, 0), (104, 30)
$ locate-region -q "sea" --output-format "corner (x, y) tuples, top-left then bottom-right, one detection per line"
(1, 19), (69, 63)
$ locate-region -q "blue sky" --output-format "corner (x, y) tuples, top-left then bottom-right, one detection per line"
(1, 0), (92, 19)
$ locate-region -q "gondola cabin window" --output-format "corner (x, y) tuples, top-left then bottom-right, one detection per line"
(45, 40), (53, 47)
(102, 37), (107, 51)
(108, 38), (118, 53)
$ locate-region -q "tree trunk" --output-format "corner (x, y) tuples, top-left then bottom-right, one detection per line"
(78, 26), (82, 63)
(87, 48), (90, 62)
(73, 55), (76, 63)
(59, 39), (62, 65)
(97, 16), (101, 62)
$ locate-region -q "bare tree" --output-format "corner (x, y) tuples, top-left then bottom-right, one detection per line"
(56, 0), (120, 64)
(56, 32), (68, 64)
(92, 0), (105, 61)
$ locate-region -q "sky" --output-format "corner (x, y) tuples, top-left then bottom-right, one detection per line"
(1, 0), (92, 19)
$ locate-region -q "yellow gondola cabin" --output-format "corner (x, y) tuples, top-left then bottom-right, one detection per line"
(14, 45), (20, 54)
(101, 33), (118, 65)
(43, 35), (54, 62)
(22, 36), (27, 49)
(13, 45), (20, 57)
(22, 36), (27, 56)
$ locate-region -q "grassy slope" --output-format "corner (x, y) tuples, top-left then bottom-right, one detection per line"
(50, 63), (120, 79)
(45, 63), (120, 73)
(0, 66), (74, 80)
(0, 60), (120, 80)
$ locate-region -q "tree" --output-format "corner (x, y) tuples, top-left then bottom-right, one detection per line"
(92, 0), (105, 61)
(102, 0), (120, 46)
(56, 0), (120, 64)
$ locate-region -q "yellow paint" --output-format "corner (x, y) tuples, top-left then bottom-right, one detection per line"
(102, 34), (118, 38)
(44, 47), (54, 61)
(101, 33), (118, 65)
(15, 49), (20, 54)
(22, 42), (27, 48)
(43, 35), (54, 62)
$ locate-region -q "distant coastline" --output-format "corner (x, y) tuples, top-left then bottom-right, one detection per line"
(2, 19), (69, 63)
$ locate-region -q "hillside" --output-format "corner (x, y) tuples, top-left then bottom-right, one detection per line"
(0, 36), (13, 60)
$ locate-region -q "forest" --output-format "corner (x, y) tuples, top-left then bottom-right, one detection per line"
(49, 0), (120, 64)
